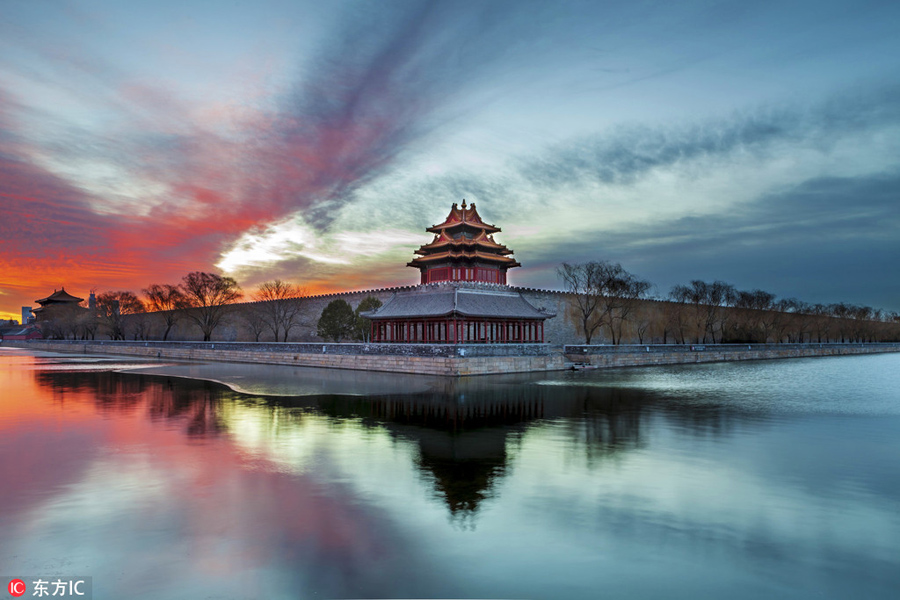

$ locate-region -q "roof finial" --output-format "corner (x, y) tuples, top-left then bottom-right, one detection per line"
(461, 199), (467, 209)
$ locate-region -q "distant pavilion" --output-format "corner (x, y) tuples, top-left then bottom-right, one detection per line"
(363, 201), (553, 343)
(32, 288), (84, 321)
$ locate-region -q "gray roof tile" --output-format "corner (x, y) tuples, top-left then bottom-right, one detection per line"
(363, 285), (554, 320)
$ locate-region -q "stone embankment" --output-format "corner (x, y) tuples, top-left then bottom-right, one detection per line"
(3, 340), (898, 376)
(564, 343), (900, 368)
(3, 340), (564, 376)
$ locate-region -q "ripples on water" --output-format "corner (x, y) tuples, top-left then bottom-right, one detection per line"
(1, 348), (899, 599)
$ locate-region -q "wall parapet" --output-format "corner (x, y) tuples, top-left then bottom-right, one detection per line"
(564, 342), (900, 355)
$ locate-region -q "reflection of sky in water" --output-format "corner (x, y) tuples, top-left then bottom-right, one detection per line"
(536, 355), (900, 415)
(1, 348), (899, 599)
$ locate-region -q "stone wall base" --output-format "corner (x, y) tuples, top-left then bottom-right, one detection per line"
(2, 341), (567, 376)
(4, 341), (898, 376)
(565, 344), (900, 368)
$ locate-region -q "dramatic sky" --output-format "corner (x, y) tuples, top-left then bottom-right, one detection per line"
(2, 0), (899, 321)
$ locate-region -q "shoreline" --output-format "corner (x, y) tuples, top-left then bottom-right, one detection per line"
(3, 339), (899, 376)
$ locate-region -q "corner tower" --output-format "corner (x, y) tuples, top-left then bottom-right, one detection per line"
(408, 200), (521, 285)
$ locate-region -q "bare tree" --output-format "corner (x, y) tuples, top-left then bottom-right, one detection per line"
(605, 273), (652, 344)
(252, 279), (306, 342)
(669, 284), (704, 342)
(669, 280), (735, 343)
(96, 291), (145, 340)
(179, 272), (243, 341)
(243, 306), (268, 342)
(733, 289), (776, 342)
(143, 284), (188, 341)
(558, 261), (650, 344)
(75, 307), (99, 340)
(558, 262), (606, 344)
(632, 301), (655, 344)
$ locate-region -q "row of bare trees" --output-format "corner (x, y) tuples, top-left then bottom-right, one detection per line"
(559, 262), (900, 344)
(666, 280), (900, 344)
(40, 273), (309, 342)
(557, 261), (652, 344)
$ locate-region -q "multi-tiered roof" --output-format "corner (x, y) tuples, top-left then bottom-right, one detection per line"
(408, 200), (520, 285)
(362, 201), (553, 344)
(32, 288), (84, 319)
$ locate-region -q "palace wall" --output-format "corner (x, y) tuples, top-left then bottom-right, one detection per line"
(66, 284), (900, 345)
(130, 285), (584, 344)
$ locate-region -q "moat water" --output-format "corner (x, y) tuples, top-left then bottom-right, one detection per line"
(1, 348), (899, 599)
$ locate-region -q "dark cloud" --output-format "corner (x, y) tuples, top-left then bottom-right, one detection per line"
(269, 0), (560, 229)
(520, 85), (900, 189)
(371, 83), (900, 232)
(521, 86), (900, 187)
(520, 170), (900, 311)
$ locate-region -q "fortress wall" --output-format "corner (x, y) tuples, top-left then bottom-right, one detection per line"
(61, 284), (900, 345)
(147, 285), (579, 343)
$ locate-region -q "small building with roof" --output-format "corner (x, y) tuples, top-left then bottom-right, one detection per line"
(363, 201), (554, 343)
(0, 325), (42, 341)
(30, 288), (87, 329)
(32, 288), (84, 319)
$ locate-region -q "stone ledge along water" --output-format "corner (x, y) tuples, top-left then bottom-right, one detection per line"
(3, 340), (899, 376)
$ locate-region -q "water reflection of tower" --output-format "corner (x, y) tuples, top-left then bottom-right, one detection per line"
(368, 390), (545, 522)
(33, 366), (657, 522)
(316, 378), (653, 521)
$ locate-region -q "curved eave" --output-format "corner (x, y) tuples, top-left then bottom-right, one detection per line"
(414, 240), (514, 255)
(407, 251), (521, 267)
(426, 222), (501, 234)
(35, 290), (84, 304)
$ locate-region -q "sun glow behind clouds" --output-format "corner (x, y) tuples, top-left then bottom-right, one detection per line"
(216, 214), (424, 274)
